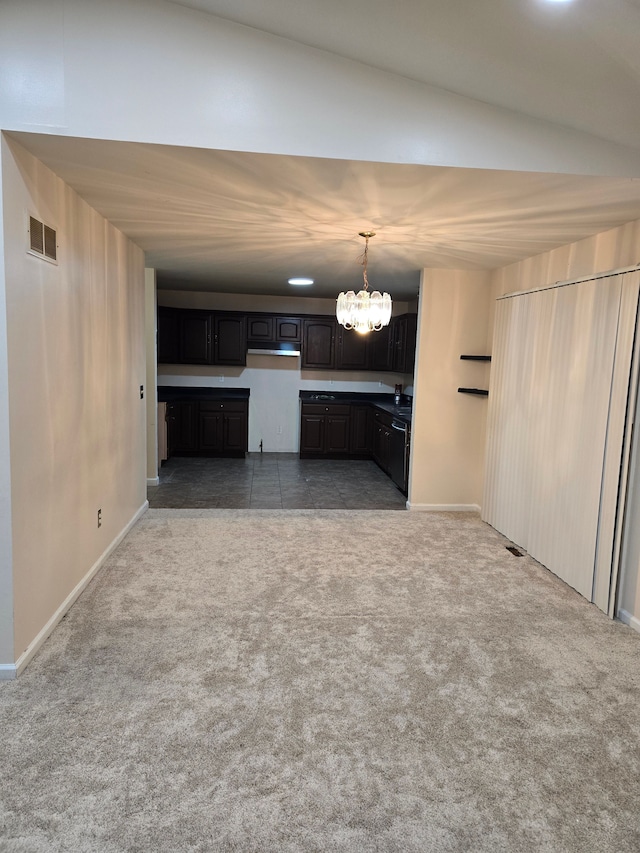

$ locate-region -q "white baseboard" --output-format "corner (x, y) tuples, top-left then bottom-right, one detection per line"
(407, 502), (481, 513)
(0, 664), (17, 681)
(617, 609), (640, 634)
(0, 501), (149, 681)
(147, 476), (160, 486)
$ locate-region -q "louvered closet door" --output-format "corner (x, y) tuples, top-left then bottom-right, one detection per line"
(482, 294), (540, 550)
(483, 272), (640, 607)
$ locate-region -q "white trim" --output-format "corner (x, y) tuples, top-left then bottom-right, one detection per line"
(0, 501), (149, 681)
(407, 502), (481, 513)
(617, 609), (640, 634)
(147, 477), (159, 486)
(0, 664), (17, 681)
(500, 263), (640, 301)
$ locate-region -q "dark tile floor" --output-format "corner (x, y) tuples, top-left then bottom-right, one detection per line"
(148, 453), (407, 510)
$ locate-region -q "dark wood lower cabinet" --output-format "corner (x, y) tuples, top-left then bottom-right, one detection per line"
(167, 400), (247, 457)
(300, 401), (408, 492)
(372, 410), (393, 473)
(350, 405), (372, 455)
(300, 404), (351, 456)
(166, 401), (198, 452)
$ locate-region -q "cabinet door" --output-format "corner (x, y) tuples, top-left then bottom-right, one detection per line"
(391, 316), (407, 373)
(170, 402), (198, 451)
(391, 314), (417, 374)
(325, 415), (350, 454)
(157, 307), (181, 364)
(336, 326), (368, 370)
(199, 411), (222, 451)
(302, 319), (335, 369)
(350, 405), (372, 454)
(247, 315), (274, 341)
(276, 317), (301, 342)
(223, 412), (247, 452)
(372, 412), (392, 471)
(300, 415), (325, 454)
(180, 311), (212, 364)
(369, 323), (393, 372)
(215, 315), (247, 365)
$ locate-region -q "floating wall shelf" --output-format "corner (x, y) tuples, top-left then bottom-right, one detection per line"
(458, 388), (489, 397)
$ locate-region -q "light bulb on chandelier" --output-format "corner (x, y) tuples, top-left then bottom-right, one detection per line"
(336, 231), (392, 334)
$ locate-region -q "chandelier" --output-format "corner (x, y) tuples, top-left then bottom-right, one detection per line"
(336, 231), (392, 334)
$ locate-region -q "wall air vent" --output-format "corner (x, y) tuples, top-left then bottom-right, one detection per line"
(28, 216), (57, 263)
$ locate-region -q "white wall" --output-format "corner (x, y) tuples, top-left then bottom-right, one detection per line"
(2, 0), (640, 177)
(0, 148), (14, 670)
(408, 269), (492, 511)
(2, 135), (146, 669)
(157, 290), (412, 452)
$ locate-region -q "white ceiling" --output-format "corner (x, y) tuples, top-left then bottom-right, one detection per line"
(171, 0), (640, 151)
(10, 0), (640, 301)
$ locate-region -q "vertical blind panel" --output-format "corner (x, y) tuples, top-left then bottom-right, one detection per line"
(594, 273), (640, 613)
(482, 297), (537, 548)
(526, 278), (622, 600)
(483, 273), (636, 608)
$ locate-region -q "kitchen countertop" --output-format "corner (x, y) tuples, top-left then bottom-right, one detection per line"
(299, 391), (413, 423)
(158, 386), (250, 402)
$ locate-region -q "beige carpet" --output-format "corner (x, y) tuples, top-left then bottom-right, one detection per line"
(1, 509), (640, 852)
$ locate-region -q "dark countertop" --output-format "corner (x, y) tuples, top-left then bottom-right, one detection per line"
(299, 390), (413, 423)
(158, 385), (250, 402)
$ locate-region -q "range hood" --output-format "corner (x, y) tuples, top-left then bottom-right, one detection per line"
(246, 341), (301, 357)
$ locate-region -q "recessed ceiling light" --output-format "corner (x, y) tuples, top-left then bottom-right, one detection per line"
(288, 277), (314, 286)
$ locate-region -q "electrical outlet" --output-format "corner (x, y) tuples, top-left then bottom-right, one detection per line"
(219, 375), (224, 383)
(97, 508), (102, 528)
(277, 425), (282, 434)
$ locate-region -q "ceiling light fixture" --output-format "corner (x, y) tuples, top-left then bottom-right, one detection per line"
(288, 277), (314, 286)
(336, 232), (392, 334)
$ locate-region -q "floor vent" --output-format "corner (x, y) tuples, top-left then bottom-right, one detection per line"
(28, 216), (57, 263)
(506, 545), (524, 557)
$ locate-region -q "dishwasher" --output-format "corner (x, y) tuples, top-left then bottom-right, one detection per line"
(389, 418), (410, 494)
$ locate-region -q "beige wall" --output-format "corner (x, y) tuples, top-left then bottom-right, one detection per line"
(157, 290), (413, 453)
(1, 136), (147, 669)
(408, 269), (492, 510)
(145, 269), (158, 483)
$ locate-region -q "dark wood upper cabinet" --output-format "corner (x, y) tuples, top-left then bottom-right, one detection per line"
(214, 314), (246, 365)
(302, 319), (335, 369)
(158, 306), (415, 374)
(335, 325), (369, 371)
(275, 317), (301, 342)
(391, 314), (417, 374)
(247, 315), (275, 341)
(157, 307), (181, 364)
(247, 314), (301, 343)
(180, 311), (212, 364)
(369, 323), (393, 372)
